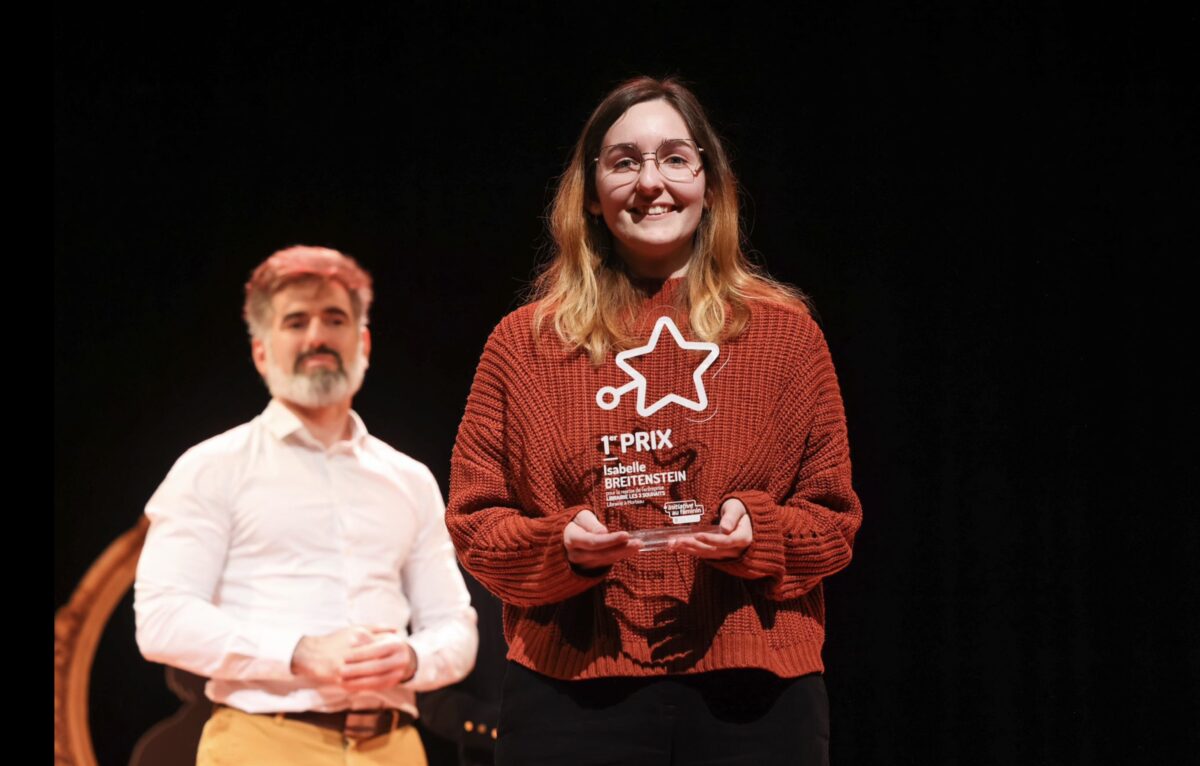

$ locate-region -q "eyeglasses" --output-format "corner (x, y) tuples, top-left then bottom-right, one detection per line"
(593, 138), (705, 185)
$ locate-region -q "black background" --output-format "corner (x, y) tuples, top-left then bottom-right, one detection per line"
(56, 4), (1196, 764)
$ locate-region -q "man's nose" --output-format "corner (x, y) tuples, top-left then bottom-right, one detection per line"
(303, 319), (331, 347)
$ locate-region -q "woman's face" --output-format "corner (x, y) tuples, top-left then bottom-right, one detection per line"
(588, 99), (706, 276)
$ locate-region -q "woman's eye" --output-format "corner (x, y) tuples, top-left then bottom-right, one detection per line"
(612, 158), (640, 172)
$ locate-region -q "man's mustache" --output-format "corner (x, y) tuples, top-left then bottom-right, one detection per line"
(293, 346), (344, 373)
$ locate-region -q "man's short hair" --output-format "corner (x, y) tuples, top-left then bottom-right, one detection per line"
(243, 246), (374, 339)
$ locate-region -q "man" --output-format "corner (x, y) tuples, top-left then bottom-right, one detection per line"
(135, 245), (477, 765)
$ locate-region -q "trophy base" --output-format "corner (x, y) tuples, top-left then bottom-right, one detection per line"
(630, 524), (720, 551)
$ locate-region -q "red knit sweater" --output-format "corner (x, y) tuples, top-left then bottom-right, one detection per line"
(448, 278), (861, 680)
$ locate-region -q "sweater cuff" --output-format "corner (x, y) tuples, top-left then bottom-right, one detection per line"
(706, 490), (786, 583)
(535, 505), (610, 602)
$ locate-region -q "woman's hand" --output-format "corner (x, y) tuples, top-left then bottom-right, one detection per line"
(669, 497), (753, 559)
(564, 510), (642, 569)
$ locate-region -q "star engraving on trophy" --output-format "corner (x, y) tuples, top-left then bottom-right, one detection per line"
(594, 316), (720, 417)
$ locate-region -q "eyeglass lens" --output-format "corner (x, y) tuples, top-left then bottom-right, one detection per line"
(598, 139), (702, 183)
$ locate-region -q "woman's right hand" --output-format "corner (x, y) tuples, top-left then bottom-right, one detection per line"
(563, 510), (642, 569)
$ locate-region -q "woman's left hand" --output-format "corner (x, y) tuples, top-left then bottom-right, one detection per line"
(669, 497), (753, 559)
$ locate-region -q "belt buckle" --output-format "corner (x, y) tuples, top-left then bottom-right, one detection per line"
(343, 709), (397, 743)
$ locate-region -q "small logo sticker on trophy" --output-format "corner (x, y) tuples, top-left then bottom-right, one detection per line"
(595, 316), (720, 416)
(663, 499), (704, 525)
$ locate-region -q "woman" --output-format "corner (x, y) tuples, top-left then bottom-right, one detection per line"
(447, 76), (861, 765)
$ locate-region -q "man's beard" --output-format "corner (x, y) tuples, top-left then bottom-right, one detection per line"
(262, 338), (368, 408)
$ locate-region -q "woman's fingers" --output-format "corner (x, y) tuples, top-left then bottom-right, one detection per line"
(564, 510), (642, 565)
(672, 510), (752, 559)
(719, 498), (747, 533)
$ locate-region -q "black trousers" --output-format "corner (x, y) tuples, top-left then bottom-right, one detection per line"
(495, 661), (830, 766)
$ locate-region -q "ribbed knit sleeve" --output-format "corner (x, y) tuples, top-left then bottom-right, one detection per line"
(447, 318), (606, 608)
(708, 317), (861, 600)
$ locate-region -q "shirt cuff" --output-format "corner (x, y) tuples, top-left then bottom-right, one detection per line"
(258, 627), (307, 680)
(403, 634), (435, 688)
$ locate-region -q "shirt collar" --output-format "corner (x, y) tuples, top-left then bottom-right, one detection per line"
(261, 398), (369, 449)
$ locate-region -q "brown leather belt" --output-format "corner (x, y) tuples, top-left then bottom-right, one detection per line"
(246, 707), (414, 742)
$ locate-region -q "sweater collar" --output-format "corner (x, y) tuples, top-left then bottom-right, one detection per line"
(630, 274), (686, 302)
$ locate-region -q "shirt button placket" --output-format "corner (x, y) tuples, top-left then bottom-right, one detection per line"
(323, 450), (352, 626)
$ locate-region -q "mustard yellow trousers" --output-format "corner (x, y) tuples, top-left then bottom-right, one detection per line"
(196, 705), (428, 766)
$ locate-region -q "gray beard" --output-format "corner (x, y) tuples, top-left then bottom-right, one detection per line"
(262, 339), (368, 408)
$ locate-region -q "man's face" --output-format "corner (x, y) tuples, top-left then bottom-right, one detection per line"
(251, 278), (371, 408)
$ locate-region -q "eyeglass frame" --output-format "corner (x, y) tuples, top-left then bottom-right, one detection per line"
(591, 138), (705, 183)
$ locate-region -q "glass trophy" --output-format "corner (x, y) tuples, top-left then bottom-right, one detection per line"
(594, 314), (725, 551)
(629, 522), (720, 551)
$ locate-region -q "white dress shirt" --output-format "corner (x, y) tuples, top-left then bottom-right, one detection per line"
(134, 399), (478, 715)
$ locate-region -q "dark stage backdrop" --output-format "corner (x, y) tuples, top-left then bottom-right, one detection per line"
(56, 5), (1195, 765)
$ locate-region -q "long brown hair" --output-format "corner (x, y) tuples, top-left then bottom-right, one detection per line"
(532, 76), (806, 364)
